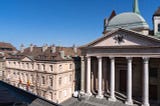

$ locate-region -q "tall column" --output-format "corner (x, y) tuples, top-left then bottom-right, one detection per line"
(109, 57), (116, 101)
(96, 56), (103, 99)
(86, 56), (92, 96)
(80, 56), (85, 94)
(142, 57), (150, 106)
(125, 57), (133, 105)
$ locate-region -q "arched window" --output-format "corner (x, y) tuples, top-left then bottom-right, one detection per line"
(158, 24), (160, 32)
(49, 77), (53, 86)
(50, 65), (53, 71)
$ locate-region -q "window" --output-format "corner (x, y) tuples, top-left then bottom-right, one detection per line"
(49, 77), (53, 86)
(59, 65), (62, 71)
(49, 92), (53, 100)
(42, 76), (45, 84)
(69, 64), (72, 70)
(50, 65), (53, 71)
(22, 63), (25, 68)
(26, 63), (29, 69)
(37, 64), (40, 70)
(32, 64), (34, 69)
(31, 75), (34, 83)
(42, 64), (45, 71)
(158, 24), (160, 32)
(64, 90), (67, 97)
(69, 74), (72, 82)
(149, 68), (158, 78)
(59, 77), (62, 85)
(59, 91), (62, 98)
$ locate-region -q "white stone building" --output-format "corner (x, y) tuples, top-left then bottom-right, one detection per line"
(80, 0), (160, 106)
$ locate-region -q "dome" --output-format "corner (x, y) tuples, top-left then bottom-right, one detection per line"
(106, 12), (149, 31)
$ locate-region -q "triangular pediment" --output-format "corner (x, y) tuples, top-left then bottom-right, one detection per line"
(21, 56), (33, 62)
(84, 29), (160, 47)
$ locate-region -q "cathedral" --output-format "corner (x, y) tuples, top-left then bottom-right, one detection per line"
(80, 0), (160, 106)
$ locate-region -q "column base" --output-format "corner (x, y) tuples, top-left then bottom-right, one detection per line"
(80, 90), (85, 95)
(125, 100), (133, 105)
(86, 92), (92, 96)
(108, 97), (116, 102)
(96, 94), (104, 99)
(142, 103), (150, 106)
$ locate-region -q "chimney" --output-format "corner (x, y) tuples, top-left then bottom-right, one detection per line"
(59, 51), (65, 59)
(20, 44), (24, 53)
(30, 44), (34, 52)
(51, 44), (56, 53)
(73, 44), (77, 53)
(42, 44), (48, 52)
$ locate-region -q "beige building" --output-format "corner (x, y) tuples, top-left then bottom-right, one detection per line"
(0, 42), (17, 80)
(80, 1), (160, 106)
(3, 44), (81, 103)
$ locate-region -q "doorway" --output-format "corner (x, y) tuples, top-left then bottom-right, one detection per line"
(119, 70), (127, 93)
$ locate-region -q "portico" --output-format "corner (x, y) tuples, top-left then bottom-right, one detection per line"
(80, 28), (160, 106)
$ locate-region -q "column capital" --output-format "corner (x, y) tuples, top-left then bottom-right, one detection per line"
(80, 56), (85, 60)
(86, 56), (91, 59)
(96, 56), (102, 59)
(126, 57), (132, 60)
(142, 57), (150, 63)
(109, 56), (115, 60)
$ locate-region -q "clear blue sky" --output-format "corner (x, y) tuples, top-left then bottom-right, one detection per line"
(0, 0), (159, 49)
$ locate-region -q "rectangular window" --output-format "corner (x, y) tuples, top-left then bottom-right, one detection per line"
(149, 68), (158, 78)
(69, 74), (72, 82)
(42, 76), (45, 84)
(42, 64), (45, 71)
(26, 63), (29, 69)
(32, 64), (34, 69)
(37, 64), (40, 70)
(59, 77), (62, 85)
(69, 64), (72, 70)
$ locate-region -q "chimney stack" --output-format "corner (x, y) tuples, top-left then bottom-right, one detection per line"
(51, 44), (56, 53)
(20, 44), (24, 53)
(73, 44), (77, 53)
(30, 44), (34, 52)
(42, 44), (48, 52)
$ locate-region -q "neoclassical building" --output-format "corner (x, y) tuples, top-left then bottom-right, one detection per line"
(3, 44), (81, 103)
(80, 0), (160, 106)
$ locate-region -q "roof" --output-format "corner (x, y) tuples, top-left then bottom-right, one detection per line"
(0, 42), (16, 51)
(80, 28), (160, 48)
(108, 10), (116, 21)
(106, 12), (149, 31)
(7, 46), (81, 61)
(153, 7), (160, 16)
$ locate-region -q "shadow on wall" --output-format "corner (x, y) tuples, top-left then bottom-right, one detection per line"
(0, 81), (61, 106)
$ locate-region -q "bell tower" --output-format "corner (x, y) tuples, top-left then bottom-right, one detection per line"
(153, 7), (160, 37)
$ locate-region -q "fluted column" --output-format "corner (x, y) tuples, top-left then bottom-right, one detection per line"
(86, 56), (92, 96)
(125, 57), (133, 105)
(142, 57), (150, 106)
(109, 57), (116, 101)
(96, 56), (103, 99)
(80, 56), (85, 94)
